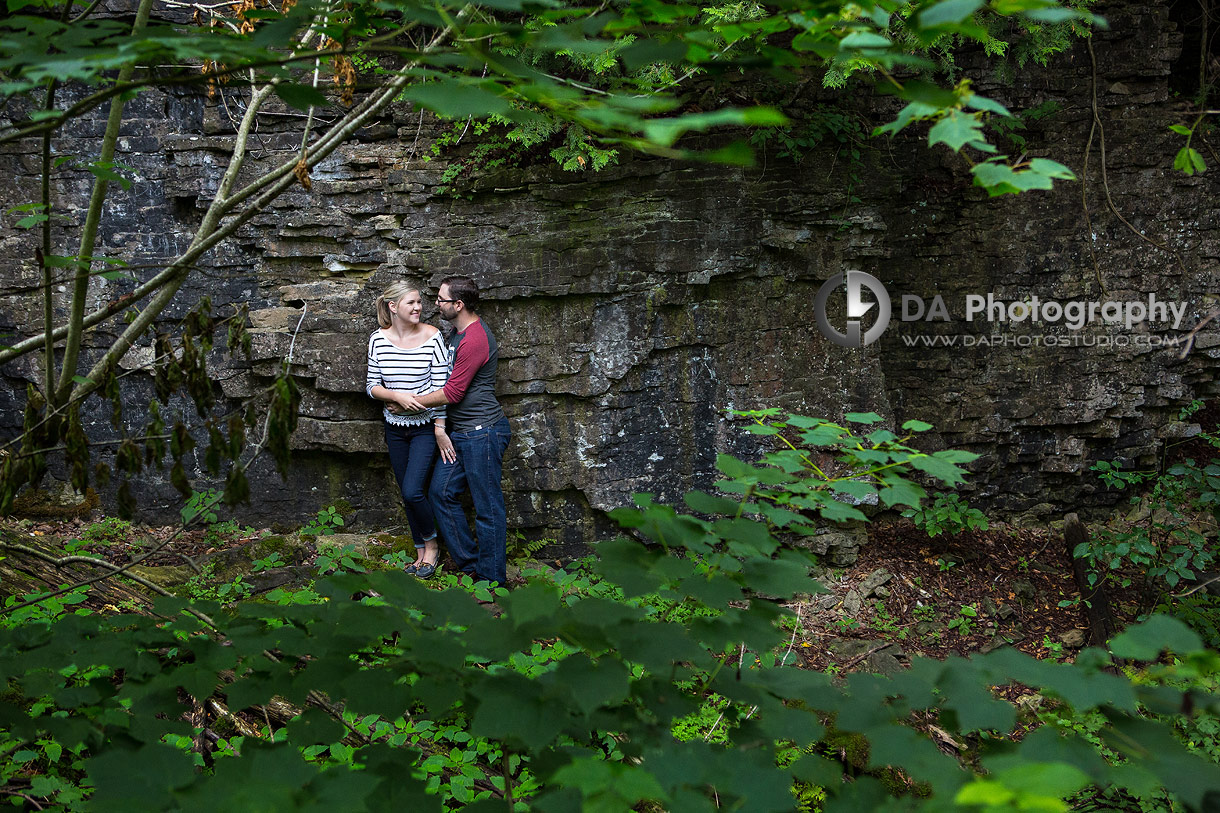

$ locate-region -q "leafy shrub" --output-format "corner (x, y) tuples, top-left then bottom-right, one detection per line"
(0, 413), (1219, 811)
(313, 543), (364, 575)
(302, 505), (345, 537)
(947, 603), (978, 636)
(181, 489), (222, 526)
(1079, 456), (1218, 602)
(903, 491), (989, 537)
(79, 516), (133, 546)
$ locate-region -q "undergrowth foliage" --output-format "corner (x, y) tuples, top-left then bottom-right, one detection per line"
(1, 413), (1219, 810)
(1078, 415), (1220, 615)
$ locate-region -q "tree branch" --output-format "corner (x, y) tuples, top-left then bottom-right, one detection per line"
(2, 11), (467, 378)
(1177, 307), (1220, 359)
(52, 0), (157, 408)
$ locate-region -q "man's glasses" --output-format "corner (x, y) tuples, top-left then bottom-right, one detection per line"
(435, 296), (459, 304)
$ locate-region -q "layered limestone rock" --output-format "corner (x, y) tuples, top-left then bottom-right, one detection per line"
(1, 1), (1217, 550)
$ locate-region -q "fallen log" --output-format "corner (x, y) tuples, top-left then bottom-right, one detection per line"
(0, 530), (154, 609)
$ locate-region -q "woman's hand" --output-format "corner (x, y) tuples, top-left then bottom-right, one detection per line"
(387, 391), (425, 414)
(436, 426), (456, 464)
(397, 392), (427, 413)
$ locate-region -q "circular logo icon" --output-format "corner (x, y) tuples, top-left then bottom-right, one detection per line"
(814, 270), (891, 348)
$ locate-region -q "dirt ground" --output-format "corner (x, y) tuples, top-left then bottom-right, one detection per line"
(789, 520), (1126, 672)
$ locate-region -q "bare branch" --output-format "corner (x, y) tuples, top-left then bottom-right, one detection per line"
(2, 12), (466, 375)
(1177, 308), (1220, 359)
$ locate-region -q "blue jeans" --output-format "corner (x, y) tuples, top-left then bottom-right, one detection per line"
(429, 417), (511, 584)
(384, 422), (439, 549)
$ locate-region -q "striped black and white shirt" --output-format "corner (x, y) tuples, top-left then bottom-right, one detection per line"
(365, 329), (451, 427)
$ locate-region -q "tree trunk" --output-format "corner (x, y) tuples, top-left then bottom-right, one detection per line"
(1064, 513), (1117, 646)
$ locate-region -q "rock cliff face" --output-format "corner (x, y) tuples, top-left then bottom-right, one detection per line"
(1, 1), (1217, 548)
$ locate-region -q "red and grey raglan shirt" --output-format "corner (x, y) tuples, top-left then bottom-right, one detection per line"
(442, 318), (505, 432)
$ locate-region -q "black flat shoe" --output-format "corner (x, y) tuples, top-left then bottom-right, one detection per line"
(405, 562), (421, 575)
(415, 561), (440, 579)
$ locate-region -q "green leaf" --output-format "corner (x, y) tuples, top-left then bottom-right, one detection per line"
(473, 0), (559, 9)
(715, 516), (777, 555)
(902, 419), (934, 432)
(940, 662), (1015, 732)
(285, 708), (346, 745)
(757, 502), (808, 528)
(965, 93), (1013, 117)
(274, 83), (330, 111)
(928, 109), (988, 152)
(866, 428), (898, 444)
(404, 78), (513, 118)
(972, 158), (1075, 195)
(741, 554), (813, 598)
(1109, 615), (1203, 660)
(592, 536), (668, 596)
(865, 723), (961, 790)
(918, 0), (985, 30)
(817, 499), (867, 523)
(6, 202), (46, 213)
(1168, 124), (1193, 136)
(833, 479), (878, 501)
(874, 100), (940, 137)
(641, 106), (786, 148)
(86, 744), (197, 809)
(1097, 717), (1220, 810)
(907, 454), (969, 486)
(684, 490), (743, 516)
(878, 479), (926, 509)
(844, 412), (882, 424)
(551, 759), (668, 807)
(838, 31), (892, 50)
(86, 161), (132, 190)
(1024, 7), (1087, 23)
(1027, 158), (1076, 179)
(1173, 146), (1206, 175)
(934, 450), (979, 464)
(1189, 148), (1206, 173)
(894, 80), (962, 108)
(469, 673), (569, 750)
(955, 780), (1013, 806)
(699, 140), (757, 166)
(619, 37), (688, 71)
(501, 581), (561, 627)
(550, 654), (631, 715)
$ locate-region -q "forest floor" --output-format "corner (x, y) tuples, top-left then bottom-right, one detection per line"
(787, 521), (1135, 675)
(0, 512), (1129, 677)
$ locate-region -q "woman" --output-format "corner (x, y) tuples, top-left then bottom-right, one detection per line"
(366, 281), (454, 578)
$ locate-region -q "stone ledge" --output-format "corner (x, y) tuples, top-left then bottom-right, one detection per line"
(290, 417), (383, 453)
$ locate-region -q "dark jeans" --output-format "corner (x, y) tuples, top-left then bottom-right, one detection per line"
(429, 417), (511, 584)
(384, 422), (439, 549)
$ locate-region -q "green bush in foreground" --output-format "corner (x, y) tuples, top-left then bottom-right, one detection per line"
(1, 411), (1219, 811)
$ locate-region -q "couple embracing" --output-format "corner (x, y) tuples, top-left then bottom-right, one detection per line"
(365, 275), (511, 586)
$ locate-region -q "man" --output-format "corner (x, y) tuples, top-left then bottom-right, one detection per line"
(399, 276), (511, 585)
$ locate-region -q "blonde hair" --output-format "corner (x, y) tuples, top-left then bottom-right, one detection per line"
(376, 281), (421, 328)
